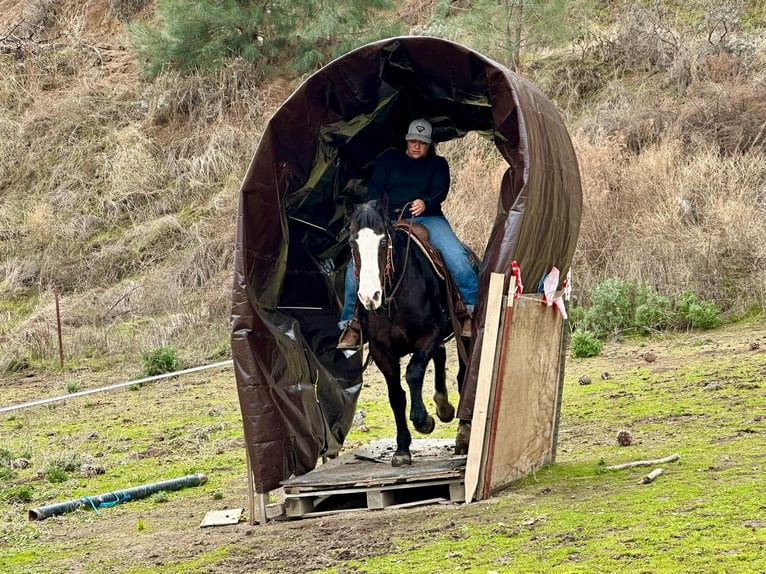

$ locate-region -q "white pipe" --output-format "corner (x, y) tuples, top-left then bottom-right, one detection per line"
(0, 360), (233, 414)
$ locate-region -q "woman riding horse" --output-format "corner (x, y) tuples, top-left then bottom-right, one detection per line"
(337, 118), (478, 350)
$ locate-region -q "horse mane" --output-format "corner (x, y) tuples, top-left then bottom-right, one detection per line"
(351, 200), (388, 231)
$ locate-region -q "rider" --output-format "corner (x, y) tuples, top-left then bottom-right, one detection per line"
(337, 118), (478, 350)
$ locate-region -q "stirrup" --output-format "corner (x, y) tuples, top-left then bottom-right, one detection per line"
(460, 317), (472, 339)
(337, 325), (361, 350)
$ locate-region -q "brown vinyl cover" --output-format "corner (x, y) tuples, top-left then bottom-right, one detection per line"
(231, 37), (582, 494)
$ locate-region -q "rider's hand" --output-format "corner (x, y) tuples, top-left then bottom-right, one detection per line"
(411, 199), (426, 216)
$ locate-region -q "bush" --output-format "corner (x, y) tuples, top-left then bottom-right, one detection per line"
(675, 290), (720, 329)
(570, 330), (603, 358)
(580, 278), (670, 338)
(141, 346), (180, 377)
(44, 466), (68, 483)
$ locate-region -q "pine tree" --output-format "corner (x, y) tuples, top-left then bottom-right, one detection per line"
(129, 0), (400, 80)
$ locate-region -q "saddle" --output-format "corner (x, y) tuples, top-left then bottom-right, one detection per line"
(393, 220), (471, 322)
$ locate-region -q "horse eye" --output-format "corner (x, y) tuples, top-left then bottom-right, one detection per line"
(379, 238), (387, 246)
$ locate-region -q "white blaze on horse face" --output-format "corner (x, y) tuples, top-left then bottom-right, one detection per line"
(356, 228), (385, 310)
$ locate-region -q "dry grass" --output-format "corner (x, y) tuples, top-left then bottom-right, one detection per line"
(573, 135), (766, 311)
(440, 132), (505, 256)
(1, 2), (765, 372)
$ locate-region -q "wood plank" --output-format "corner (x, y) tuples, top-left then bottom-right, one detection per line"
(464, 272), (506, 503)
(384, 497), (448, 510)
(281, 439), (465, 490)
(484, 294), (565, 495)
(283, 478), (464, 517)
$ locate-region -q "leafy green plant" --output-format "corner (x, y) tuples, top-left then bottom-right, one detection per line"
(580, 278), (672, 337)
(44, 466), (68, 483)
(569, 330), (603, 358)
(66, 381), (79, 393)
(141, 346), (180, 377)
(675, 290), (721, 329)
(2, 485), (34, 503)
(634, 293), (671, 332)
(150, 491), (169, 503)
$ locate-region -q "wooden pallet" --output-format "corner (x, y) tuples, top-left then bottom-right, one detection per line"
(280, 439), (466, 518)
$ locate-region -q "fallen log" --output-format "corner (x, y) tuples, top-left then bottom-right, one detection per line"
(640, 468), (664, 484)
(606, 453), (680, 471)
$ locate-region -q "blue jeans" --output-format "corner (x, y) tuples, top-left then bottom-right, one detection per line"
(339, 215), (478, 328)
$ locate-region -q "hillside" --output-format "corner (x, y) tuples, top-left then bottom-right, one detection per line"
(1, 0), (765, 373)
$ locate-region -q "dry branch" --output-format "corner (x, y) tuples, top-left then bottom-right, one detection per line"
(640, 468), (664, 484)
(606, 453), (680, 471)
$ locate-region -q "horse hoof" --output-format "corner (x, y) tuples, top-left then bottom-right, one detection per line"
(455, 421), (472, 455)
(436, 403), (455, 423)
(391, 452), (412, 467)
(415, 415), (435, 434)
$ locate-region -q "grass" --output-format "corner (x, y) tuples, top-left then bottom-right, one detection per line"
(1, 319), (764, 573)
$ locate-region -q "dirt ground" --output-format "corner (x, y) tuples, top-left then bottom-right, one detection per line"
(5, 319), (761, 574)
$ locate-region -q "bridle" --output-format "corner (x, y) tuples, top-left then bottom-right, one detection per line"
(350, 202), (415, 308)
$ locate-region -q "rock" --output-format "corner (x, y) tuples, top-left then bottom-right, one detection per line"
(616, 429), (633, 446)
(578, 374), (592, 385)
(80, 464), (106, 478)
(352, 409), (366, 427)
(12, 458), (30, 469)
(643, 351), (657, 363)
(601, 372), (611, 380)
(749, 341), (760, 351)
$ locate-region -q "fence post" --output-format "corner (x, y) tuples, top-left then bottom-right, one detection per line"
(53, 285), (64, 370)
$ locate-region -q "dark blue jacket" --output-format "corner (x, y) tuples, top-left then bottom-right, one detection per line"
(367, 148), (450, 220)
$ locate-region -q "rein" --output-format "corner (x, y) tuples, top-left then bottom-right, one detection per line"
(383, 203), (415, 305)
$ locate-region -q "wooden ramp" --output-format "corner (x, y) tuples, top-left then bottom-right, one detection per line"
(280, 439), (466, 518)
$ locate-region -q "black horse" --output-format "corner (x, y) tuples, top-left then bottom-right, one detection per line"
(348, 199), (468, 466)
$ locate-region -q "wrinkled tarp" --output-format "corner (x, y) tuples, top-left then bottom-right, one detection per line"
(231, 36), (582, 494)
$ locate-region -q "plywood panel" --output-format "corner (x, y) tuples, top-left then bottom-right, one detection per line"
(482, 294), (565, 497)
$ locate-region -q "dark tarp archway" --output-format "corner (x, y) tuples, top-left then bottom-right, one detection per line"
(231, 36), (582, 494)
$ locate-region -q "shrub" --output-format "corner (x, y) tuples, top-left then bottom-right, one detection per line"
(675, 290), (721, 329)
(44, 466), (68, 483)
(141, 346), (180, 377)
(634, 293), (671, 333)
(570, 330), (603, 358)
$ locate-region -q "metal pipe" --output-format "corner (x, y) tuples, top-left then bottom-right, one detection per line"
(29, 473), (208, 521)
(0, 360), (233, 414)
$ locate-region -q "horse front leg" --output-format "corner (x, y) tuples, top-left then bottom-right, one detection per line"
(432, 344), (455, 423)
(372, 350), (412, 467)
(454, 342), (470, 455)
(405, 349), (436, 435)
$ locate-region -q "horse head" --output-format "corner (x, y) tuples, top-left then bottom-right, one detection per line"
(349, 200), (392, 311)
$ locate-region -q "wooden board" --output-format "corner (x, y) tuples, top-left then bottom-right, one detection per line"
(282, 438), (465, 491)
(480, 294), (565, 497)
(464, 272), (506, 502)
